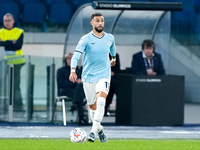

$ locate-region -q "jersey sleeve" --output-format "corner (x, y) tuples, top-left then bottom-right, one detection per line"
(75, 35), (88, 53)
(71, 35), (88, 69)
(71, 51), (82, 68)
(110, 35), (116, 57)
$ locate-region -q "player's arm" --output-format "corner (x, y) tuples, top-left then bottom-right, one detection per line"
(69, 67), (77, 83)
(110, 55), (116, 66)
(110, 36), (116, 66)
(69, 35), (87, 82)
(69, 51), (82, 83)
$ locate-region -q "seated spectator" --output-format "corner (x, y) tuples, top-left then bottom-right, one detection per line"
(131, 39), (166, 76)
(105, 53), (121, 116)
(57, 53), (87, 125)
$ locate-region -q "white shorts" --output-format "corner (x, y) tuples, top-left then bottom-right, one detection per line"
(83, 78), (110, 105)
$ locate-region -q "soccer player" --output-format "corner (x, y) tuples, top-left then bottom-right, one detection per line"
(69, 12), (116, 143)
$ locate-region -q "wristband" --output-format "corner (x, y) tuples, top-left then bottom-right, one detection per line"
(112, 58), (116, 62)
(71, 68), (75, 73)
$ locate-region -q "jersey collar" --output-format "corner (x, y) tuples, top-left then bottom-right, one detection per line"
(92, 31), (105, 39)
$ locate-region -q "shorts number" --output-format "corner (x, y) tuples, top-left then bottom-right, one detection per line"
(105, 82), (110, 90)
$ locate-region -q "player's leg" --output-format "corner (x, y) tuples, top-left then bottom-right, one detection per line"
(95, 92), (108, 142)
(83, 82), (97, 142)
(83, 82), (97, 121)
(90, 91), (106, 134)
(87, 96), (105, 142)
(89, 104), (96, 122)
(93, 78), (110, 142)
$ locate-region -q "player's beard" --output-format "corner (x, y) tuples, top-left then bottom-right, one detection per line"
(95, 26), (104, 33)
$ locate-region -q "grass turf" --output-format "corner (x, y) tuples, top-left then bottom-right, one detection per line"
(0, 139), (200, 150)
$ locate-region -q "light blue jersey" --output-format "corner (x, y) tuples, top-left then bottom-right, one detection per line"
(71, 31), (116, 82)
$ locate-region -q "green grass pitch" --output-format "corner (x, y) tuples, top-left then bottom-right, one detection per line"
(1, 139), (200, 150)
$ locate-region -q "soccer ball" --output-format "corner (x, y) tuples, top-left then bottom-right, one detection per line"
(70, 128), (87, 143)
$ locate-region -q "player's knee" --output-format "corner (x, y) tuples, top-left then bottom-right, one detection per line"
(97, 91), (107, 99)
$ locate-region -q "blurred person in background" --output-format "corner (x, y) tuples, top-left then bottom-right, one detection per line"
(0, 13), (25, 111)
(57, 53), (87, 125)
(131, 39), (165, 76)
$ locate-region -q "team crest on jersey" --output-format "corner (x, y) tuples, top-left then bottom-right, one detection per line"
(106, 41), (112, 46)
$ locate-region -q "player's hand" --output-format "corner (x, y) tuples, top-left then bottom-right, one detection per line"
(111, 71), (115, 76)
(110, 60), (116, 66)
(76, 78), (82, 83)
(69, 72), (77, 83)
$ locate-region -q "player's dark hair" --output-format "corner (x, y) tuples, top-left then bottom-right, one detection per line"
(91, 12), (103, 20)
(142, 39), (155, 51)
